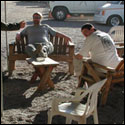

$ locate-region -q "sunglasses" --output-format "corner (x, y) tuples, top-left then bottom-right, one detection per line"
(33, 16), (41, 19)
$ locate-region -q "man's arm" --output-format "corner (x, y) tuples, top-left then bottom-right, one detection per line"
(1, 21), (25, 31)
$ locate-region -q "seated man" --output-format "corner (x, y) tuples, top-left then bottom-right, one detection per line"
(18, 12), (71, 60)
(74, 23), (122, 77)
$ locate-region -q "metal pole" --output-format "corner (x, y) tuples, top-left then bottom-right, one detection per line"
(1, 70), (3, 117)
(1, 0), (8, 117)
(4, 1), (9, 71)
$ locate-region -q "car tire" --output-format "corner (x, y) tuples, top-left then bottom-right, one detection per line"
(52, 7), (68, 21)
(107, 15), (123, 26)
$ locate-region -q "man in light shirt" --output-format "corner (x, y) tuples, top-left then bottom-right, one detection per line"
(19, 12), (71, 60)
(74, 23), (122, 76)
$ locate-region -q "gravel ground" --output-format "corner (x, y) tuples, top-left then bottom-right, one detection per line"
(1, 1), (124, 124)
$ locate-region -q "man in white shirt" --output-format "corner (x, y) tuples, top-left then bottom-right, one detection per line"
(74, 23), (122, 76)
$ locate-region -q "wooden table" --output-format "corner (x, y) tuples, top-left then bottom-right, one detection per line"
(26, 57), (59, 91)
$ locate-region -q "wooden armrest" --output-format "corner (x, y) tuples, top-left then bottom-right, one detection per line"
(83, 58), (115, 72)
(92, 63), (115, 72)
(68, 41), (75, 46)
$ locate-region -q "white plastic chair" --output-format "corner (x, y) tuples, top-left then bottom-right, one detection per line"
(108, 26), (124, 43)
(108, 26), (124, 57)
(48, 79), (107, 124)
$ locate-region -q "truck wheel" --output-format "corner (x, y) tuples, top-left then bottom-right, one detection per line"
(107, 15), (123, 26)
(52, 7), (68, 21)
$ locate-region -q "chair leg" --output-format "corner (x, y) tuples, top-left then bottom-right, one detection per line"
(47, 110), (53, 124)
(66, 117), (72, 124)
(101, 76), (112, 106)
(8, 60), (15, 76)
(69, 62), (74, 75)
(93, 109), (99, 124)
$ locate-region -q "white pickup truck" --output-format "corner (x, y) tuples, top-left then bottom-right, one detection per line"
(94, 1), (124, 26)
(49, 1), (109, 21)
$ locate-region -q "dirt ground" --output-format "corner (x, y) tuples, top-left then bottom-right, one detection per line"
(1, 1), (124, 124)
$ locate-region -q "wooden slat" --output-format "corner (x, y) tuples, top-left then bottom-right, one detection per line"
(112, 71), (124, 77)
(50, 35), (54, 44)
(112, 78), (124, 83)
(16, 39), (21, 53)
(54, 36), (58, 54)
(21, 38), (25, 53)
(115, 42), (124, 46)
(63, 39), (68, 55)
(58, 37), (63, 54)
(92, 63), (115, 72)
(82, 76), (95, 83)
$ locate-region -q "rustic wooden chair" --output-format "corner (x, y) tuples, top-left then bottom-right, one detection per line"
(8, 34), (74, 75)
(48, 79), (107, 124)
(78, 58), (124, 106)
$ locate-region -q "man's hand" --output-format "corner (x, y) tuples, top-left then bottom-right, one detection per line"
(16, 32), (21, 41)
(74, 53), (83, 60)
(19, 21), (26, 29)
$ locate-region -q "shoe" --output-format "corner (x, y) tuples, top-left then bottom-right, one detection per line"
(38, 48), (48, 58)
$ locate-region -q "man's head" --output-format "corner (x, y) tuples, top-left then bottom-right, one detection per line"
(81, 23), (96, 37)
(33, 12), (43, 25)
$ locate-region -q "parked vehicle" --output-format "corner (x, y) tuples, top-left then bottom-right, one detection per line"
(49, 1), (108, 21)
(94, 1), (124, 26)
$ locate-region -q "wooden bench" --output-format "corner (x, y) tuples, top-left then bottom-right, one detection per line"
(8, 34), (74, 75)
(26, 57), (59, 90)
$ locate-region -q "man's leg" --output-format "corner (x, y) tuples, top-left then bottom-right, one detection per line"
(38, 42), (54, 57)
(46, 42), (54, 55)
(25, 44), (42, 58)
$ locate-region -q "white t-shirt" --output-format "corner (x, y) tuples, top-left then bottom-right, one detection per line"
(79, 30), (122, 68)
